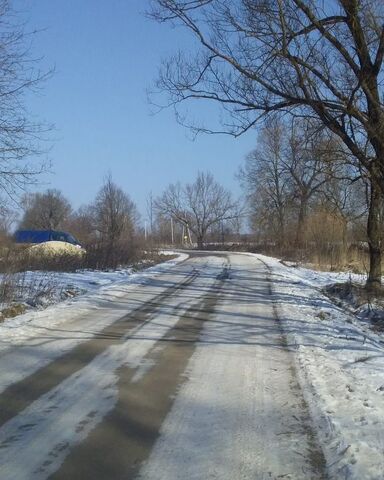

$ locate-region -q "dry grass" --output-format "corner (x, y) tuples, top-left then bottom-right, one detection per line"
(306, 244), (369, 274)
(0, 303), (26, 321)
(324, 281), (384, 331)
(0, 268), (60, 320)
(0, 242), (173, 317)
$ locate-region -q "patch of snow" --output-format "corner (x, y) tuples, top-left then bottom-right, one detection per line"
(246, 253), (384, 480)
(0, 252), (188, 394)
(0, 254), (221, 480)
(140, 254), (324, 480)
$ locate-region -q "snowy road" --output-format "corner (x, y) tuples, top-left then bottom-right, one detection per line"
(0, 253), (326, 479)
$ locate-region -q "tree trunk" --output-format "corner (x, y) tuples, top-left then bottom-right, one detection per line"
(341, 217), (348, 266)
(341, 218), (348, 251)
(278, 210), (285, 250)
(197, 236), (204, 249)
(367, 179), (382, 289)
(295, 197), (308, 248)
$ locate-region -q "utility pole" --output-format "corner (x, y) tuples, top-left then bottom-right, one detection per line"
(146, 192), (154, 239)
(171, 217), (174, 245)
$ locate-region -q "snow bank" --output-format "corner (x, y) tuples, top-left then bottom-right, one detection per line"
(249, 253), (384, 480)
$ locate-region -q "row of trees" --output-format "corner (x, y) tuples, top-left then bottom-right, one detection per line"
(11, 171), (241, 263)
(149, 0), (384, 289)
(16, 175), (140, 268)
(0, 2), (146, 270)
(239, 118), (367, 266)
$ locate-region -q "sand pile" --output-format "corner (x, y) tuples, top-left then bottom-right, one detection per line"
(28, 241), (85, 257)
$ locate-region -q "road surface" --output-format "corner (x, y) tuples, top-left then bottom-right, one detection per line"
(0, 252), (326, 479)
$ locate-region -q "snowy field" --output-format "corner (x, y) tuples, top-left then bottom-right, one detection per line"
(250, 253), (384, 480)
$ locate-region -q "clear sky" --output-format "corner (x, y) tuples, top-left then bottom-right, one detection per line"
(16, 0), (257, 219)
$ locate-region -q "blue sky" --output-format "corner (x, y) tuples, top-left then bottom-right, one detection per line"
(17, 0), (257, 218)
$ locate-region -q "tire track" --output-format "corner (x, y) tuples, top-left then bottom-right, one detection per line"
(0, 270), (198, 427)
(50, 275), (224, 480)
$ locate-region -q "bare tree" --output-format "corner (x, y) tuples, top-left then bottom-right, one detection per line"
(0, 1), (51, 200)
(240, 118), (343, 248)
(239, 119), (291, 247)
(19, 189), (71, 230)
(92, 175), (139, 250)
(283, 121), (338, 246)
(150, 0), (384, 288)
(152, 210), (180, 245)
(241, 118), (368, 264)
(0, 204), (16, 239)
(319, 167), (368, 249)
(156, 171), (239, 248)
(64, 205), (96, 245)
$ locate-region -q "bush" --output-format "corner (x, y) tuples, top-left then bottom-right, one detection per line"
(82, 239), (140, 270)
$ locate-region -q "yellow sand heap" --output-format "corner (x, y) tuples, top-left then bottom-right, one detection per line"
(28, 241), (86, 257)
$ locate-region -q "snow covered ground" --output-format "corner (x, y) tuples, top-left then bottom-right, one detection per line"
(249, 253), (384, 480)
(0, 254), (181, 311)
(0, 254), (224, 480)
(0, 251), (184, 326)
(140, 253), (326, 480)
(0, 252), (188, 392)
(1, 249), (383, 479)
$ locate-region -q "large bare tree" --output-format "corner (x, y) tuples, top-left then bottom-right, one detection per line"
(156, 171), (239, 248)
(150, 0), (384, 288)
